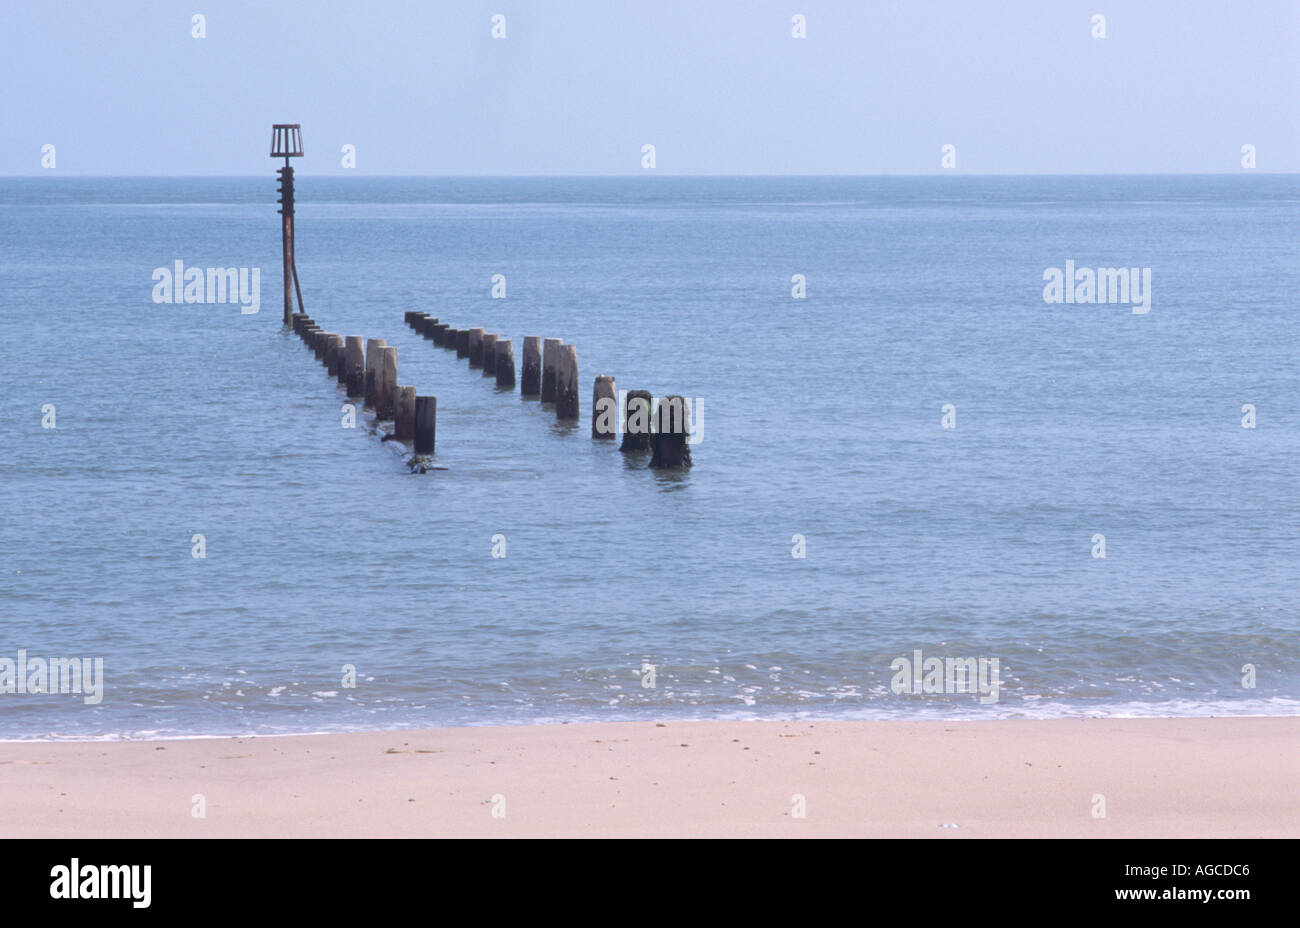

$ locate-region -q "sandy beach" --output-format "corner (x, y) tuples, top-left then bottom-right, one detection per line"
(1, 717), (1296, 838)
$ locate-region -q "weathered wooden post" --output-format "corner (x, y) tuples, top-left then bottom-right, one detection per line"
(495, 339), (516, 387)
(318, 333), (337, 363)
(436, 323), (450, 346)
(345, 336), (365, 397)
(377, 347), (398, 419)
(482, 333), (499, 377)
(394, 386), (417, 441)
(620, 390), (653, 452)
(333, 340), (348, 385)
(556, 345), (579, 419)
(414, 396), (436, 454)
(592, 375), (616, 438)
(650, 396), (692, 468)
(456, 329), (470, 358)
(521, 336), (542, 396)
(292, 313), (310, 335)
(325, 334), (344, 375)
(468, 328), (485, 368)
(541, 338), (563, 403)
(364, 338), (386, 408)
(270, 124), (305, 326)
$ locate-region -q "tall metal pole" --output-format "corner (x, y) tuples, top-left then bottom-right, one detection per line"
(278, 156), (295, 326)
(271, 124), (304, 326)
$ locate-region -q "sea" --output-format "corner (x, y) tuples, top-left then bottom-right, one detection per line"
(2, 175), (1298, 740)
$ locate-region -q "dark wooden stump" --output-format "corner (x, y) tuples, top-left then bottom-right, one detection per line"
(394, 386), (416, 441)
(620, 390), (652, 452)
(541, 338), (563, 403)
(650, 395), (692, 468)
(345, 336), (365, 398)
(495, 339), (515, 387)
(414, 396), (436, 454)
(556, 344), (579, 420)
(521, 336), (542, 396)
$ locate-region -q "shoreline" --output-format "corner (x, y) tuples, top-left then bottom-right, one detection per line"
(2, 716), (1297, 837)
(1, 707), (1298, 744)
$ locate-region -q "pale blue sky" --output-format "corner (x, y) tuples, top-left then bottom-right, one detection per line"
(3, 0), (1296, 175)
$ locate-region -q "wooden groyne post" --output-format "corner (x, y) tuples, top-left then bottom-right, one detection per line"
(482, 333), (499, 377)
(495, 339), (516, 387)
(344, 336), (365, 397)
(521, 336), (542, 396)
(324, 334), (344, 375)
(394, 386), (417, 440)
(377, 346), (398, 419)
(414, 396), (436, 454)
(592, 375), (616, 438)
(650, 395), (692, 468)
(468, 328), (485, 368)
(556, 345), (579, 420)
(620, 390), (653, 452)
(364, 338), (386, 408)
(541, 338), (563, 403)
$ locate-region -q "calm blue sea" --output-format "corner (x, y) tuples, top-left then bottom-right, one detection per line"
(2, 175), (1298, 739)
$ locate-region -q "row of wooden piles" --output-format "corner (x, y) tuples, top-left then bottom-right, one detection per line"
(292, 313), (436, 455)
(403, 312), (690, 467)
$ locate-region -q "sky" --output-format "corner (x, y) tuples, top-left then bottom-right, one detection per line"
(2, 0), (1297, 175)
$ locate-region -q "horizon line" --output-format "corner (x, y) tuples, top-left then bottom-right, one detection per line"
(2, 171), (1295, 179)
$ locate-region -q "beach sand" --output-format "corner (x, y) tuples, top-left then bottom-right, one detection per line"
(1, 717), (1295, 837)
